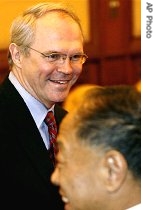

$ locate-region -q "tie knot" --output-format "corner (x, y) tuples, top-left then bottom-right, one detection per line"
(45, 111), (55, 125)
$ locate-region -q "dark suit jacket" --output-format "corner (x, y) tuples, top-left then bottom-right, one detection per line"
(0, 78), (67, 209)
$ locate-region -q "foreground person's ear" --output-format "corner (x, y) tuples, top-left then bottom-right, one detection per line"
(102, 150), (128, 192)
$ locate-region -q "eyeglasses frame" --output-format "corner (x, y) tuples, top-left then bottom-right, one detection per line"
(26, 46), (88, 65)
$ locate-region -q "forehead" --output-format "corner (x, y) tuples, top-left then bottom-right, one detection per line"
(58, 114), (87, 154)
(58, 116), (78, 150)
(57, 132), (94, 165)
(57, 115), (81, 153)
(35, 12), (81, 36)
(33, 12), (83, 48)
(57, 113), (104, 165)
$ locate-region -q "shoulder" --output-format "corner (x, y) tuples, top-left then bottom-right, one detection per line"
(54, 104), (68, 126)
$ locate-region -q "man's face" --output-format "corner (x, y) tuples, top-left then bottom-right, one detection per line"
(14, 13), (84, 108)
(51, 115), (105, 210)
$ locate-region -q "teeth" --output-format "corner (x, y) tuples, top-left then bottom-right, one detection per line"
(62, 196), (69, 203)
(53, 80), (66, 84)
(59, 81), (66, 84)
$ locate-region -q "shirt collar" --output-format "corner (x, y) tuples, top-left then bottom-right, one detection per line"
(9, 72), (54, 129)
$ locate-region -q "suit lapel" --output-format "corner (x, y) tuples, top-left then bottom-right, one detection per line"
(1, 79), (54, 183)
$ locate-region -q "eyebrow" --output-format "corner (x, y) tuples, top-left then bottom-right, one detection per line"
(43, 50), (60, 54)
(44, 50), (84, 55)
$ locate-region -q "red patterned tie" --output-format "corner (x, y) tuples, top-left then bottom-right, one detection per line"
(45, 111), (57, 166)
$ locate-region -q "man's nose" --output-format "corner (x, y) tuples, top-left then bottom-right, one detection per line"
(57, 58), (73, 74)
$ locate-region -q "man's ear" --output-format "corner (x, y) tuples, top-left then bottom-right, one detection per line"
(9, 43), (22, 68)
(102, 150), (128, 192)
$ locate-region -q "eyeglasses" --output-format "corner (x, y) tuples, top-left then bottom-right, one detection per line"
(27, 46), (88, 65)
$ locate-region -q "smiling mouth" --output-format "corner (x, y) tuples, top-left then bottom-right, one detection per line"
(50, 80), (69, 84)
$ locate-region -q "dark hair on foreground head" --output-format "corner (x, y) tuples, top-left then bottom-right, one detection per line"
(74, 85), (141, 179)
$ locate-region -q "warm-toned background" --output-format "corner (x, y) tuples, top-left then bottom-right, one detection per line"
(0, 0), (141, 87)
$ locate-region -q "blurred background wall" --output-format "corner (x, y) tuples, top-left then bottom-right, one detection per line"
(0, 0), (141, 86)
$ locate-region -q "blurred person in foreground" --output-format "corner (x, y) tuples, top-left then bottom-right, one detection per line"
(0, 2), (88, 209)
(51, 85), (141, 210)
(62, 84), (99, 112)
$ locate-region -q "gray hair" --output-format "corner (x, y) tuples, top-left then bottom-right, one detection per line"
(8, 2), (83, 66)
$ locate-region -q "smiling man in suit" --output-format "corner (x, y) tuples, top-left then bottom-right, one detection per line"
(0, 2), (87, 209)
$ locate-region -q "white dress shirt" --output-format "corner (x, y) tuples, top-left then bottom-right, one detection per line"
(9, 71), (54, 149)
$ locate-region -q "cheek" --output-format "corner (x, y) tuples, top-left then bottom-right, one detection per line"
(70, 66), (83, 85)
(69, 168), (94, 196)
(67, 173), (95, 210)
(22, 56), (53, 76)
(75, 66), (83, 77)
(73, 161), (101, 196)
